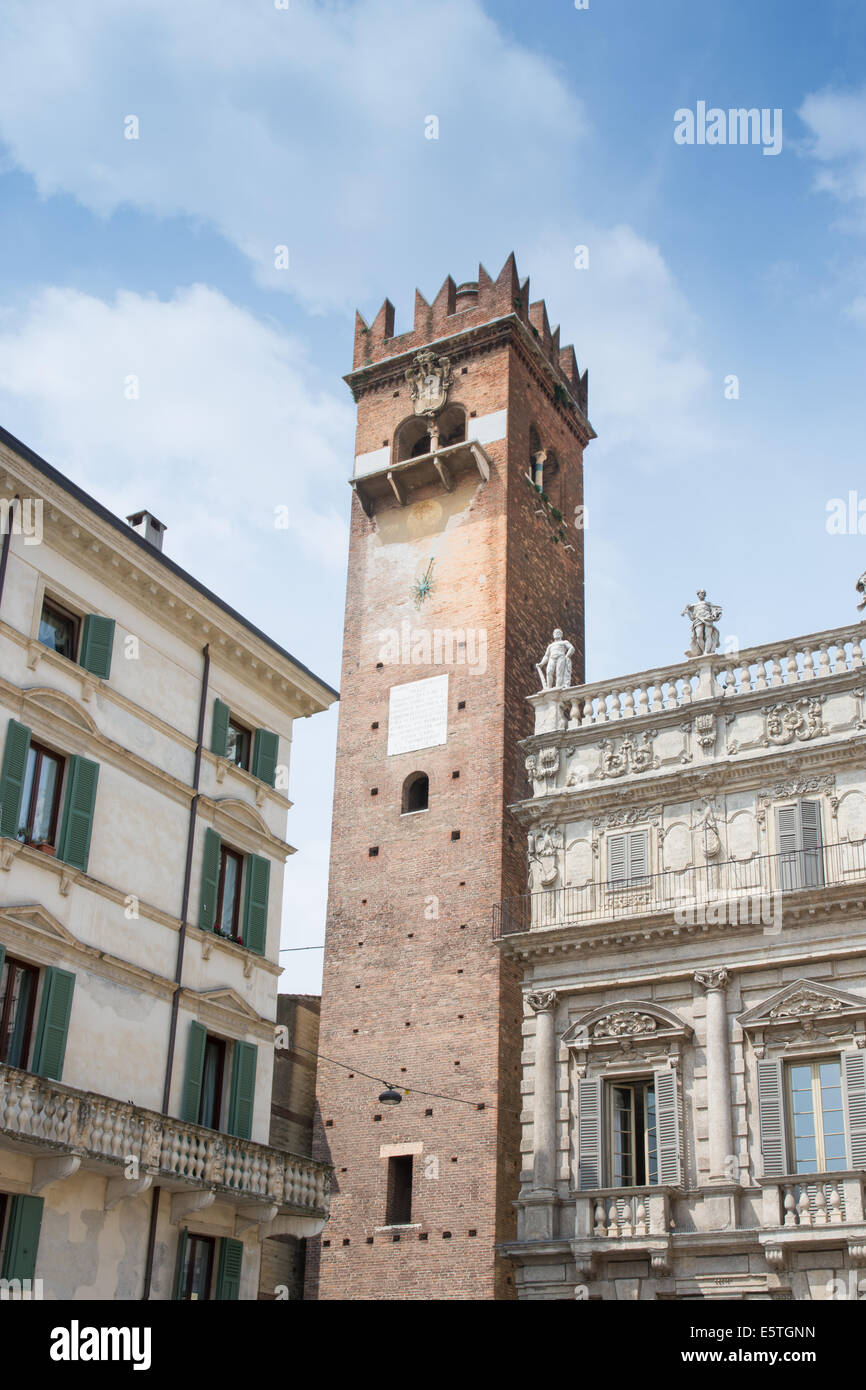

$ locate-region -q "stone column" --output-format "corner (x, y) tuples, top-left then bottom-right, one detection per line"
(527, 990), (558, 1194)
(694, 968), (733, 1182)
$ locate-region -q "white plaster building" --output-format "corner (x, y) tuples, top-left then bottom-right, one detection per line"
(499, 614), (866, 1300)
(0, 426), (337, 1300)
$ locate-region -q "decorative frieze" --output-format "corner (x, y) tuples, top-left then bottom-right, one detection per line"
(762, 697), (825, 747)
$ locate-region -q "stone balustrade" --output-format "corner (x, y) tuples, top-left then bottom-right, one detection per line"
(574, 1188), (671, 1239)
(0, 1064), (330, 1215)
(761, 1173), (865, 1231)
(531, 620), (866, 735)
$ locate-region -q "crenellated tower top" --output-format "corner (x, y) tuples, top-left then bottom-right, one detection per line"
(351, 252), (589, 417)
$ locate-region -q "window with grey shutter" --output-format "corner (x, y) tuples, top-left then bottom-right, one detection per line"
(756, 1057), (787, 1176)
(653, 1067), (682, 1185)
(775, 801), (824, 891)
(607, 830), (649, 886)
(577, 1077), (603, 1190)
(843, 1050), (866, 1168)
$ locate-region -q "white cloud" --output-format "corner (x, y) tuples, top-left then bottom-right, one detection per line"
(0, 282), (353, 574)
(0, 0), (585, 314)
(799, 87), (866, 205)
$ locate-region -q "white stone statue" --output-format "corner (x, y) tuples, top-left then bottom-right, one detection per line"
(682, 590), (722, 658)
(856, 570), (866, 612)
(536, 629), (574, 690)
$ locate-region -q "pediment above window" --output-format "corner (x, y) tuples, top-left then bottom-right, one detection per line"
(737, 979), (866, 1056)
(189, 986), (263, 1022)
(563, 1001), (692, 1058)
(23, 686), (99, 735)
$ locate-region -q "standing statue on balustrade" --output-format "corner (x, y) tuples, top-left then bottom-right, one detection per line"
(536, 629), (574, 690)
(682, 590), (722, 658)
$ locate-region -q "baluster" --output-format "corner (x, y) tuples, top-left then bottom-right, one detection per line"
(782, 651), (798, 684)
(621, 1197), (633, 1237)
(635, 687), (650, 717)
(802, 646), (815, 680)
(609, 690), (621, 721)
(634, 1195), (647, 1235)
(650, 684), (664, 713)
(769, 653), (783, 687)
(596, 694), (609, 725)
(754, 659), (768, 691)
(797, 1188), (811, 1227)
(852, 636), (864, 669)
(814, 1186), (828, 1225)
(18, 1081), (34, 1137)
(783, 1185), (797, 1227)
(817, 645), (831, 679)
(829, 1184), (843, 1224)
(622, 690), (635, 720)
(663, 680), (678, 711)
(680, 677), (693, 705)
(581, 696), (595, 727)
(738, 662), (752, 694)
(834, 642), (849, 674)
(607, 1199), (620, 1237)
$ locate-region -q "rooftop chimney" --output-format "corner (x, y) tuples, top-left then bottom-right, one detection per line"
(126, 510), (167, 551)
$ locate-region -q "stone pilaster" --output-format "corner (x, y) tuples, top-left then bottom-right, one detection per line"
(694, 968), (734, 1183)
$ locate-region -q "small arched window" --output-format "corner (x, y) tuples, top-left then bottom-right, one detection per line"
(528, 425), (544, 487)
(543, 449), (562, 508)
(395, 416), (431, 462)
(402, 772), (429, 814)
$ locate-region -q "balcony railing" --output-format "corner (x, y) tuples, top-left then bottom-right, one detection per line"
(0, 1064), (330, 1216)
(494, 842), (866, 936)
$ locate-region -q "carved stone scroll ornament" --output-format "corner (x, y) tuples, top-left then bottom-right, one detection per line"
(598, 730), (657, 779)
(527, 825), (562, 891)
(769, 990), (844, 1021)
(694, 712), (716, 750)
(591, 1010), (658, 1038)
(405, 349), (453, 417)
(694, 967), (730, 993)
(526, 990), (558, 1014)
(762, 697), (824, 747)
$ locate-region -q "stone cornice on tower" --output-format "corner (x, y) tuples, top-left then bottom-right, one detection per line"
(349, 253), (591, 424)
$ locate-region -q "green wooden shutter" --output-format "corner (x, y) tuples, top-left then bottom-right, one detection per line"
(227, 1041), (257, 1139)
(56, 756), (99, 871)
(79, 615), (115, 679)
(0, 720), (31, 839)
(0, 944), (6, 980)
(251, 728), (279, 787)
(241, 854), (270, 955)
(799, 800), (824, 888)
(182, 1021), (208, 1124)
(32, 967), (75, 1080)
(172, 1228), (190, 1300)
(0, 1195), (43, 1283)
(653, 1067), (682, 1185)
(215, 1236), (243, 1300)
(756, 1057), (787, 1176)
(843, 1050), (866, 1168)
(776, 805), (799, 854)
(577, 1077), (603, 1190)
(211, 699), (230, 758)
(198, 828), (221, 930)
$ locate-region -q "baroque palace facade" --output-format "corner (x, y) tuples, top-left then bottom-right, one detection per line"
(0, 426), (335, 1299)
(500, 603), (866, 1300)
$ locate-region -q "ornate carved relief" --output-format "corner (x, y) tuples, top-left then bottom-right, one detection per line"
(597, 731), (658, 779)
(756, 775), (835, 830)
(590, 1010), (658, 1038)
(526, 990), (558, 1014)
(405, 350), (452, 416)
(762, 697), (825, 747)
(694, 712), (717, 750)
(738, 979), (866, 1056)
(527, 825), (562, 891)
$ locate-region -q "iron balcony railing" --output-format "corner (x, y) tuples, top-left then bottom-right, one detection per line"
(493, 842), (866, 937)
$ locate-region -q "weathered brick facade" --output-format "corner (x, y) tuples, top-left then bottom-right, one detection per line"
(307, 256), (594, 1300)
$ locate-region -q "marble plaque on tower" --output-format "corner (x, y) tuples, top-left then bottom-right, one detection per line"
(387, 673), (449, 756)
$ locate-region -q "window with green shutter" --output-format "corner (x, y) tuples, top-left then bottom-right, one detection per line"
(241, 854), (270, 955)
(227, 1041), (257, 1140)
(251, 728), (279, 787)
(211, 699), (230, 758)
(32, 967), (75, 1081)
(79, 615), (115, 679)
(56, 755), (99, 871)
(198, 827), (221, 931)
(0, 720), (31, 839)
(182, 1020), (208, 1125)
(215, 1236), (243, 1300)
(1, 1194), (43, 1283)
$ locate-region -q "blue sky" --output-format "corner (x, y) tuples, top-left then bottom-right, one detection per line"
(0, 0), (864, 989)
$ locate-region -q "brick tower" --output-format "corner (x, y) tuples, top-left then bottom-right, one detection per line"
(307, 255), (594, 1300)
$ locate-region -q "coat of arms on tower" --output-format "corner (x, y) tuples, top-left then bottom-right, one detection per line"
(405, 349), (453, 417)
